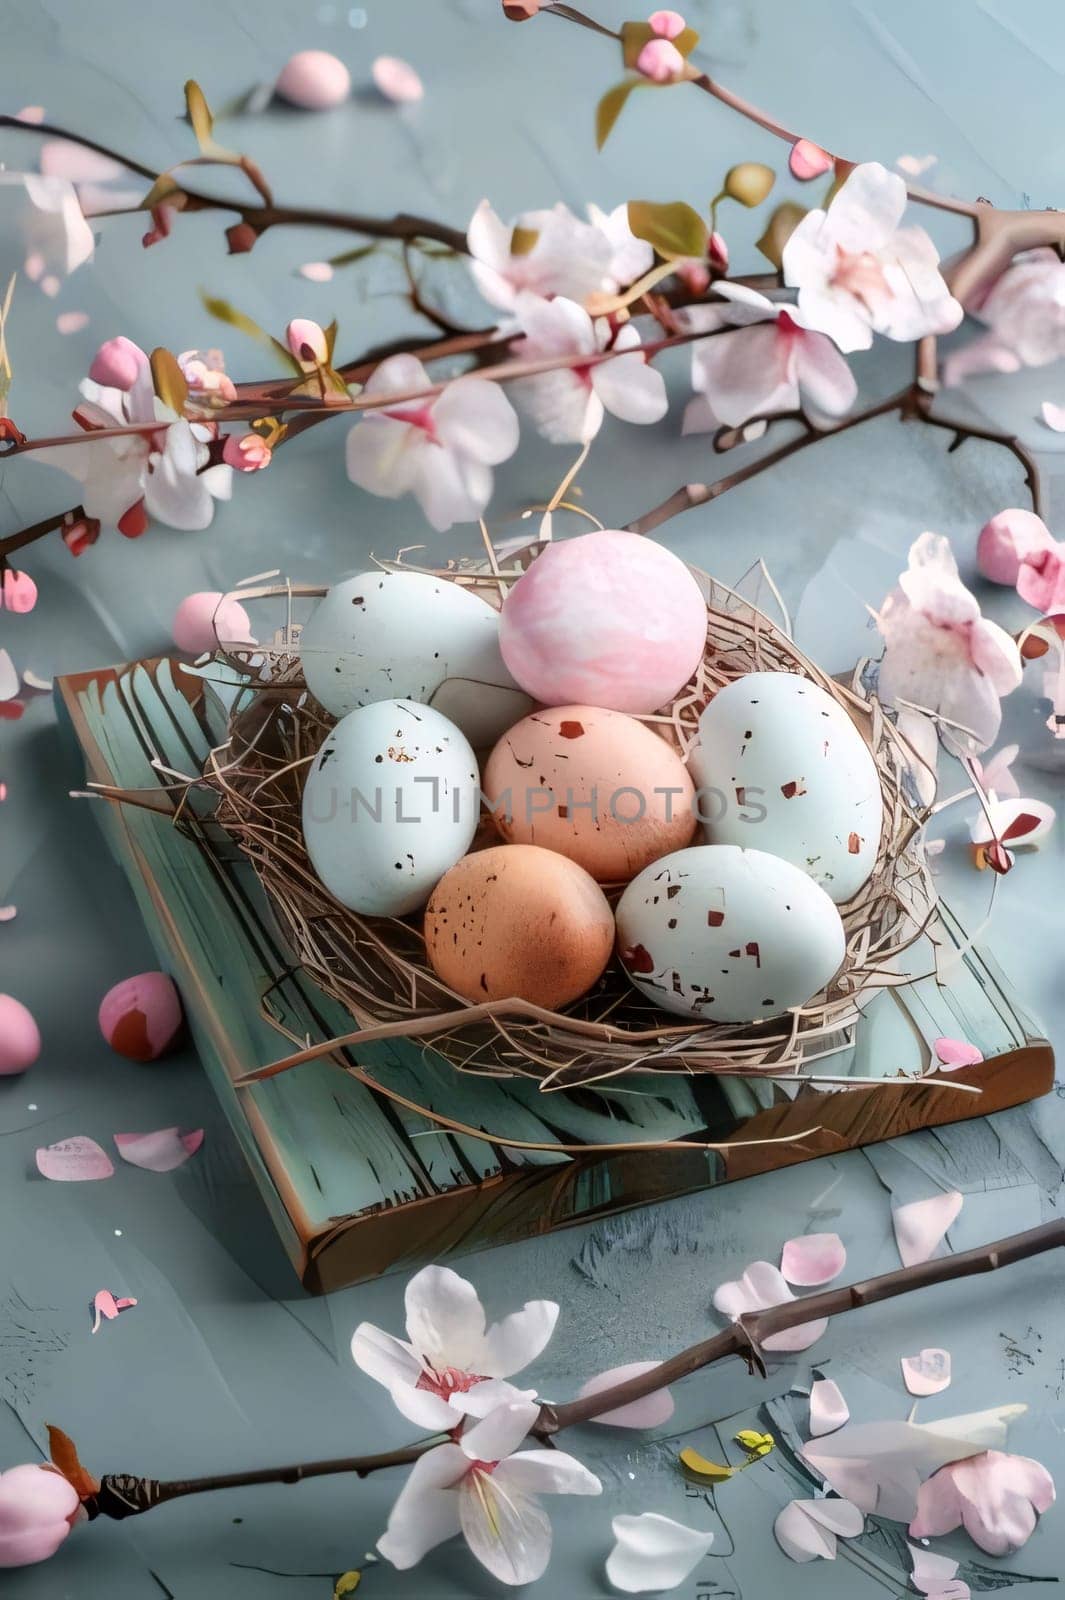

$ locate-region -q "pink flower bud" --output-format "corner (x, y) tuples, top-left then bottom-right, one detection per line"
(223, 433), (272, 471)
(0, 993), (41, 1075)
(88, 336), (147, 392)
(649, 8), (686, 36)
(286, 318), (329, 365)
(636, 36), (685, 81)
(226, 221), (258, 255)
(172, 591), (255, 657)
(0, 1464), (80, 1568)
(0, 569), (38, 614)
(977, 508), (1055, 587)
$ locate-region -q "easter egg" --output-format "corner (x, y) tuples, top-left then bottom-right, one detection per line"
(424, 844), (614, 1008)
(276, 50), (351, 109)
(499, 531), (707, 714)
(483, 705), (696, 881)
(686, 673), (883, 904)
(172, 591), (254, 657)
(98, 972), (184, 1061)
(302, 699), (479, 916)
(299, 571), (531, 748)
(0, 994), (41, 1075)
(614, 845), (846, 1021)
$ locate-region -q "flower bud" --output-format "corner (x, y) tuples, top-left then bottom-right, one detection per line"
(502, 0), (541, 17)
(88, 336), (147, 392)
(225, 221), (258, 255)
(0, 1463), (80, 1567)
(286, 318), (329, 365)
(0, 569), (38, 614)
(724, 162), (776, 207)
(636, 37), (685, 81)
(223, 433), (272, 472)
(649, 9), (686, 36)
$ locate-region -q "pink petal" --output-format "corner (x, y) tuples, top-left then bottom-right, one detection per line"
(977, 508), (1055, 587)
(40, 275), (61, 298)
(372, 56), (424, 103)
(298, 261), (334, 282)
(892, 1191), (963, 1268)
(774, 1499), (837, 1563)
(907, 1541), (969, 1598)
(897, 154), (937, 177)
(636, 36), (685, 80)
(809, 1378), (849, 1436)
(576, 1362), (675, 1428)
(114, 1127), (203, 1173)
(902, 1348), (952, 1396)
(14, 106), (46, 123)
(0, 907), (16, 923)
(0, 570), (37, 614)
(39, 139), (124, 184)
(933, 1037), (983, 1069)
(781, 1232), (846, 1287)
(56, 311), (89, 335)
(649, 9), (686, 38)
(1041, 401), (1065, 432)
(0, 650), (18, 701)
(790, 138), (832, 180)
(35, 1136), (114, 1182)
(91, 1289), (138, 1333)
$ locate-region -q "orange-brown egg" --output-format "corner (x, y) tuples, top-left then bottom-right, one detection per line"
(482, 705), (696, 882)
(423, 844), (614, 1009)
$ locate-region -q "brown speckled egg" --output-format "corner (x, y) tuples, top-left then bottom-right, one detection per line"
(423, 844), (614, 1009)
(483, 706), (696, 883)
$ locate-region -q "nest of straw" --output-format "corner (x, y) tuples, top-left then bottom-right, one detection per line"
(201, 545), (935, 1090)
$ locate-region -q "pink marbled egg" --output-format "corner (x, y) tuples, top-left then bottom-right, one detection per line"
(98, 972), (183, 1062)
(0, 995), (41, 1076)
(499, 530), (707, 714)
(276, 50), (351, 110)
(172, 591), (253, 657)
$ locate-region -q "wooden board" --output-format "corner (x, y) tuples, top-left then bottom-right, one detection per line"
(56, 657), (1055, 1293)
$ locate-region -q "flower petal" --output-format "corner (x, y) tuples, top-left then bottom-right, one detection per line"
(576, 1361), (674, 1428)
(691, 322), (796, 427)
(450, 1377), (537, 1418)
(497, 1449), (602, 1497)
(460, 1399), (540, 1463)
(350, 1323), (422, 1391)
(712, 1261), (827, 1352)
(793, 330), (858, 418)
(892, 1191), (963, 1267)
(605, 1512), (714, 1593)
(790, 139), (833, 180)
(113, 1127), (202, 1172)
(592, 348), (668, 426)
(934, 1037), (983, 1069)
(480, 1299), (559, 1378)
(404, 1265), (487, 1371)
(376, 1443), (465, 1570)
(809, 1378), (849, 1436)
(781, 1232), (846, 1287)
(389, 1379), (459, 1432)
(773, 1500), (838, 1562)
(901, 1348), (952, 1397)
(432, 376), (520, 465)
(35, 1136), (114, 1181)
(459, 1465), (553, 1585)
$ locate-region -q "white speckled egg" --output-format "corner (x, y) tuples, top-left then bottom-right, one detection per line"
(687, 672), (882, 904)
(614, 845), (846, 1021)
(299, 571), (531, 748)
(301, 699), (479, 916)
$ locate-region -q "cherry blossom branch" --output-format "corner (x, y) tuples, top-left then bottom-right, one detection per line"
(76, 1216), (1065, 1523)
(0, 504), (85, 563)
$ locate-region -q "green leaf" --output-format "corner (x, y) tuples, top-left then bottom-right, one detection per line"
(149, 348), (188, 415)
(755, 201), (807, 268)
(325, 243), (380, 269)
(322, 318), (339, 361)
(597, 80), (639, 150)
(510, 225), (540, 257)
(200, 293), (304, 374)
(627, 198), (707, 261)
(184, 80), (214, 153)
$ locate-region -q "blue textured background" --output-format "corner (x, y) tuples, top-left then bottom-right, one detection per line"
(3, 2), (1065, 1595)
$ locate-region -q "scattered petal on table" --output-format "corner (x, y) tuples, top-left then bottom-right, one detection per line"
(933, 1037), (983, 1070)
(781, 1232), (846, 1286)
(774, 1496), (863, 1562)
(897, 153), (937, 176)
(114, 1127), (204, 1172)
(605, 1512), (714, 1592)
(892, 1191), (963, 1267)
(713, 1260), (828, 1351)
(907, 1540), (971, 1599)
(0, 650), (19, 701)
(91, 1289), (138, 1333)
(1040, 401), (1065, 433)
(809, 1378), (849, 1436)
(576, 1361), (674, 1428)
(298, 261), (334, 282)
(56, 310), (89, 335)
(36, 1136), (115, 1181)
(372, 56), (424, 103)
(0, 906), (16, 923)
(21, 669), (53, 693)
(902, 1348), (952, 1396)
(910, 1448), (1055, 1555)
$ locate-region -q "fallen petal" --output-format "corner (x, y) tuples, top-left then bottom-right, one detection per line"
(809, 1378), (849, 1436)
(773, 1499), (837, 1562)
(577, 1361), (674, 1428)
(56, 310), (89, 335)
(907, 1540), (970, 1598)
(113, 1127), (203, 1172)
(36, 1136), (114, 1181)
(902, 1348), (952, 1397)
(892, 1191), (963, 1267)
(21, 670), (53, 693)
(298, 261), (334, 282)
(0, 650), (18, 701)
(789, 138), (832, 180)
(606, 1512), (714, 1593)
(1041, 401), (1065, 433)
(781, 1232), (846, 1286)
(934, 1037), (983, 1069)
(372, 55), (424, 103)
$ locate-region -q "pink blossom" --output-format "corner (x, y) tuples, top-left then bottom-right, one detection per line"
(636, 37), (685, 80)
(977, 508), (1055, 587)
(875, 532), (1022, 755)
(944, 248), (1065, 384)
(89, 336), (147, 391)
(179, 348), (237, 405)
(223, 433), (271, 471)
(511, 293), (667, 444)
(585, 203), (655, 290)
(0, 1464), (81, 1568)
(345, 354), (519, 531)
(910, 1449), (1055, 1555)
(286, 318), (329, 366)
(467, 199), (616, 313)
(682, 283), (856, 431)
(783, 162), (961, 352)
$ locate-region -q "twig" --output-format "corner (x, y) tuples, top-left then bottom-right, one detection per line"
(79, 1217), (1065, 1521)
(0, 505), (85, 563)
